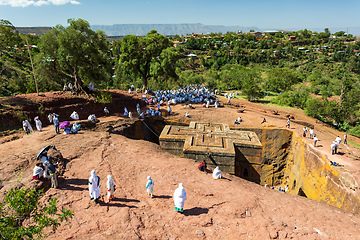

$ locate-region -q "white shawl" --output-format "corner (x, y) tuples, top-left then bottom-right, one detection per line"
(173, 183), (187, 209)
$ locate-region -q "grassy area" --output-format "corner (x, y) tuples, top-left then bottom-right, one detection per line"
(348, 139), (360, 150)
(0, 126), (22, 137)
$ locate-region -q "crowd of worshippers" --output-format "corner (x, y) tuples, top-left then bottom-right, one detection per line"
(145, 85), (219, 107)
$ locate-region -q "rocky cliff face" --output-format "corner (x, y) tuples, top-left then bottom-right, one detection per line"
(235, 126), (360, 214)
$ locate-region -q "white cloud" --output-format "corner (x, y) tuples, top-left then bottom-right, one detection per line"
(0, 0), (81, 7)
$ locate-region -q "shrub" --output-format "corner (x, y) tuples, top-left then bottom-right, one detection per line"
(271, 87), (310, 109)
(95, 90), (112, 104)
(305, 98), (324, 119)
(349, 125), (360, 138)
(0, 188), (73, 239)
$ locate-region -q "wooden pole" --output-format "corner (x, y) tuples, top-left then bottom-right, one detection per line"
(26, 35), (39, 95)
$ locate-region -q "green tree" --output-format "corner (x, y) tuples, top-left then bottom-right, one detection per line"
(37, 18), (111, 92)
(264, 67), (300, 92)
(239, 67), (264, 101)
(0, 19), (21, 50)
(120, 30), (179, 90)
(0, 188), (73, 239)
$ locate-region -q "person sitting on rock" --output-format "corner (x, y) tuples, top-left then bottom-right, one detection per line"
(173, 183), (187, 213)
(33, 163), (44, 180)
(198, 160), (207, 172)
(212, 166), (222, 179)
(261, 118), (266, 124)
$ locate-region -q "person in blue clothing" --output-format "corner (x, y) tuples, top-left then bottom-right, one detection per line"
(53, 115), (60, 134)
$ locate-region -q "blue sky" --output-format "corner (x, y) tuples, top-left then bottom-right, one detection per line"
(1, 0), (360, 32)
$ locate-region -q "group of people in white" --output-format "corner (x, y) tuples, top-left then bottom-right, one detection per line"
(86, 164), (223, 213)
(302, 126), (319, 147)
(330, 135), (345, 155)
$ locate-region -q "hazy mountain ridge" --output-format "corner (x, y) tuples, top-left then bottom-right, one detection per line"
(90, 23), (260, 36)
(15, 24), (359, 37)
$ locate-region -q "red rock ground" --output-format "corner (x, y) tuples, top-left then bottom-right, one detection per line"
(1, 90), (360, 239)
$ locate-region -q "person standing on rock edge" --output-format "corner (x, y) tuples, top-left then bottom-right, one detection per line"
(344, 134), (348, 144)
(173, 183), (187, 213)
(309, 128), (314, 139)
(146, 176), (154, 198)
(286, 118), (290, 128)
(106, 175), (116, 202)
(89, 170), (101, 202)
(53, 115), (60, 134)
(47, 159), (58, 188)
(167, 105), (172, 116)
(331, 142), (336, 155)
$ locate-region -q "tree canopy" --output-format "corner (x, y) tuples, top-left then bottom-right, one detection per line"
(119, 30), (178, 90)
(36, 18), (111, 92)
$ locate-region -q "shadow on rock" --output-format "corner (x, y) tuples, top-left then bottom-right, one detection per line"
(113, 197), (140, 203)
(154, 195), (172, 199)
(183, 207), (209, 216)
(60, 178), (88, 191)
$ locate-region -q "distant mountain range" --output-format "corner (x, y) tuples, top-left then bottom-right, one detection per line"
(90, 23), (260, 36)
(15, 24), (359, 37)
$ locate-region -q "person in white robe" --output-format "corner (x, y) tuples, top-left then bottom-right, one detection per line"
(70, 111), (79, 120)
(23, 120), (34, 134)
(331, 142), (336, 155)
(333, 140), (338, 153)
(212, 166), (222, 179)
(173, 183), (187, 212)
(34, 116), (42, 131)
(129, 111), (132, 119)
(335, 136), (342, 145)
(146, 176), (154, 198)
(89, 170), (101, 202)
(47, 113), (54, 123)
(106, 175), (116, 202)
(103, 107), (109, 116)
